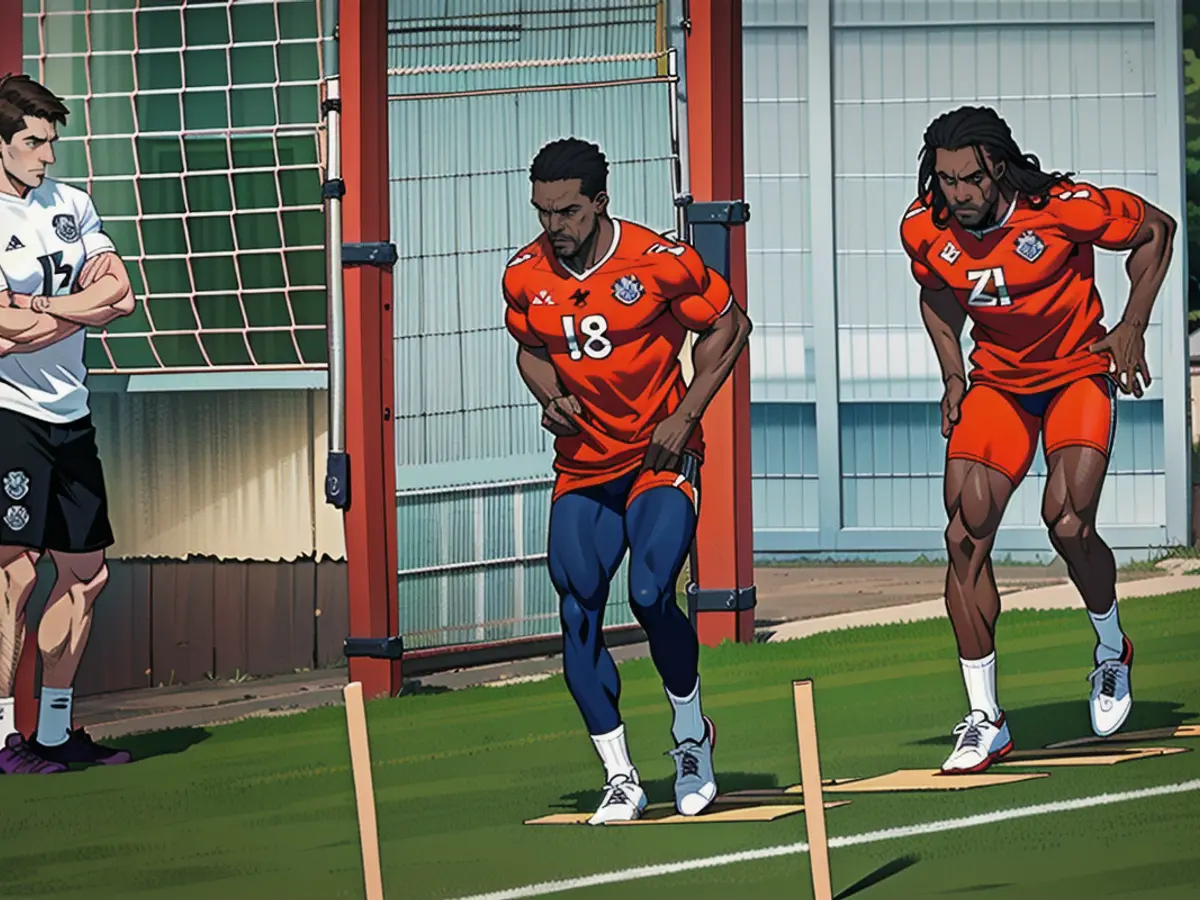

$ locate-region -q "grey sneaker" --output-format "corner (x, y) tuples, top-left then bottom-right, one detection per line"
(668, 716), (717, 816)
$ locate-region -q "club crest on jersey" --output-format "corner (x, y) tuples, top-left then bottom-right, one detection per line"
(612, 274), (645, 305)
(530, 289), (555, 306)
(1014, 230), (1045, 263)
(939, 241), (960, 264)
(3, 469), (29, 501)
(3, 505), (28, 532)
(52, 214), (80, 243)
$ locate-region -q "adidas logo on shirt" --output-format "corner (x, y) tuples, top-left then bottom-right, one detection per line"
(5, 236), (23, 251)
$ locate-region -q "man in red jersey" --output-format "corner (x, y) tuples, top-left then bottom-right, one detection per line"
(901, 106), (1176, 773)
(504, 138), (751, 823)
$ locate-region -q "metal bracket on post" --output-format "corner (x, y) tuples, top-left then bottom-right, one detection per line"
(344, 635), (405, 661)
(686, 582), (757, 622)
(679, 196), (751, 279)
(342, 242), (398, 269)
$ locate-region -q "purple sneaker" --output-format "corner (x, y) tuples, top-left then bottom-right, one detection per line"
(30, 728), (132, 766)
(0, 732), (68, 774)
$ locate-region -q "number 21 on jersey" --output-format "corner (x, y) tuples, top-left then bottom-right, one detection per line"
(561, 313), (612, 361)
(965, 266), (1011, 308)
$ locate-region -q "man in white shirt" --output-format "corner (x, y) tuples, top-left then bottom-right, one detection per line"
(0, 74), (136, 773)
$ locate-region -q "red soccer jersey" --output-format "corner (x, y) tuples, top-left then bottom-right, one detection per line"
(900, 180), (1146, 394)
(503, 218), (732, 488)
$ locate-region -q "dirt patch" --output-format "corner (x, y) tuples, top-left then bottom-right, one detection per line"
(751, 560), (1163, 623)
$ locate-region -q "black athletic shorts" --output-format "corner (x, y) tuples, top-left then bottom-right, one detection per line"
(0, 407), (114, 553)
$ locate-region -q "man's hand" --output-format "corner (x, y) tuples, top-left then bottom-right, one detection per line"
(77, 252), (114, 290)
(541, 395), (582, 437)
(941, 373), (966, 438)
(1090, 321), (1150, 397)
(642, 410), (697, 472)
(31, 296), (52, 314)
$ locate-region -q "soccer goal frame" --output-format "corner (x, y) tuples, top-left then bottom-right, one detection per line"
(325, 0), (756, 703)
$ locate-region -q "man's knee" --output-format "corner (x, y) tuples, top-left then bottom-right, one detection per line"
(559, 593), (597, 646)
(627, 582), (663, 619)
(1044, 506), (1092, 550)
(49, 551), (108, 605)
(944, 511), (996, 567)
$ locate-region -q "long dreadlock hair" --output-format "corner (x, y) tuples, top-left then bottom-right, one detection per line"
(917, 105), (1072, 229)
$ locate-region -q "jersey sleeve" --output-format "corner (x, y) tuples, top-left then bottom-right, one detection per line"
(502, 267), (543, 348)
(655, 242), (733, 331)
(1048, 183), (1146, 250)
(899, 204), (947, 290)
(72, 188), (117, 259)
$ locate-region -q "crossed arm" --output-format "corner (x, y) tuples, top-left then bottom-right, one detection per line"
(0, 252), (135, 355)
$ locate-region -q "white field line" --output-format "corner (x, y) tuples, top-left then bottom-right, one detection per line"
(443, 779), (1200, 900)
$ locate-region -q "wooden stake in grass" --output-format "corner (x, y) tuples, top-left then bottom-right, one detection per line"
(344, 681), (385, 900)
(794, 679), (833, 900)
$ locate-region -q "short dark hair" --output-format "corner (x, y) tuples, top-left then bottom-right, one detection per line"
(529, 138), (608, 199)
(0, 73), (69, 143)
(918, 105), (1071, 228)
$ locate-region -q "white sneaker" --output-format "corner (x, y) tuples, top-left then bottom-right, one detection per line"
(668, 716), (718, 816)
(587, 771), (648, 825)
(940, 710), (1013, 774)
(1089, 636), (1134, 737)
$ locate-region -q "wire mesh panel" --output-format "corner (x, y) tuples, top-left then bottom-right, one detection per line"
(21, 0), (327, 373)
(387, 1), (679, 649)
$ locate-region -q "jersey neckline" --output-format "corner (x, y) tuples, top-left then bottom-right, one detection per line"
(957, 195), (1018, 239)
(548, 219), (623, 282)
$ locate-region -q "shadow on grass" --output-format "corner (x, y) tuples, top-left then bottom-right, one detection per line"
(835, 854), (920, 899)
(116, 726), (211, 762)
(908, 700), (1195, 750)
(553, 770), (780, 812)
(937, 884), (1014, 894)
(399, 680), (453, 697)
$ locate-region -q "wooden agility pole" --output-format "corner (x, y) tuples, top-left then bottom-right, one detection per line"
(794, 679), (833, 900)
(344, 681), (385, 900)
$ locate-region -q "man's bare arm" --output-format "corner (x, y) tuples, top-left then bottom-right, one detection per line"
(517, 344), (568, 407)
(41, 253), (136, 327)
(674, 303), (753, 427)
(5, 319), (83, 354)
(0, 301), (67, 347)
(1113, 203), (1176, 331)
(919, 285), (968, 384)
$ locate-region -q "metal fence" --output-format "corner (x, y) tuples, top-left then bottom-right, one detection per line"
(384, 1), (682, 649)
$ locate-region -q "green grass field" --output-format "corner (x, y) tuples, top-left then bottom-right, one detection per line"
(2, 593), (1199, 900)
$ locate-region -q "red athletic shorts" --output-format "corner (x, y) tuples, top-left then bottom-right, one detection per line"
(947, 375), (1117, 484)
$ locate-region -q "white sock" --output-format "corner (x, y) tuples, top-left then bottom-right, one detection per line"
(591, 724), (636, 783)
(666, 676), (705, 744)
(0, 697), (16, 743)
(37, 686), (73, 747)
(960, 653), (1000, 721)
(1089, 601), (1125, 663)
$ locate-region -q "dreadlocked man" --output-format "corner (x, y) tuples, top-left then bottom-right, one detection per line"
(899, 105), (1176, 773)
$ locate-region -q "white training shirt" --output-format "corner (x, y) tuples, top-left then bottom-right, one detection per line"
(0, 178), (116, 423)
